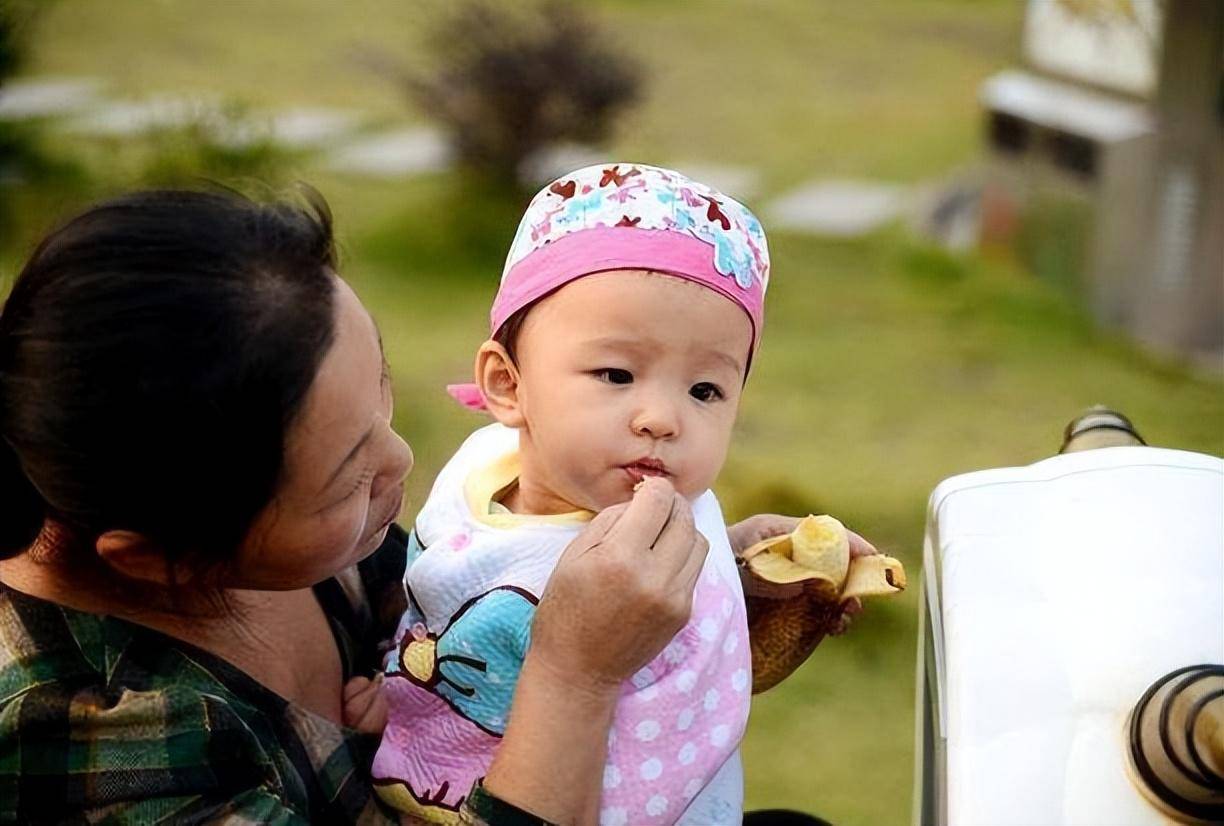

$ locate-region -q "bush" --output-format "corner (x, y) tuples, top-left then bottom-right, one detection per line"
(403, 0), (643, 189)
(137, 105), (292, 188)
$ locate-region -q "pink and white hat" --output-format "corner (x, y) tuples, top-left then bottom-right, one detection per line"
(449, 162), (770, 410)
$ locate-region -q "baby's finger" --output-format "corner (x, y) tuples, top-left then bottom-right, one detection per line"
(343, 676), (372, 703)
(847, 529), (879, 559)
(344, 673), (385, 713)
(349, 692), (389, 735)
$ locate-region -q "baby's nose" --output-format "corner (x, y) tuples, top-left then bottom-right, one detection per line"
(631, 400), (679, 440)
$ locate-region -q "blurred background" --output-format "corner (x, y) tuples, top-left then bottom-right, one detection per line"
(1, 1), (1221, 823)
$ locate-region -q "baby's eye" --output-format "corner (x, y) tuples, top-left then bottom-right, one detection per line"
(594, 368), (634, 385)
(690, 382), (724, 402)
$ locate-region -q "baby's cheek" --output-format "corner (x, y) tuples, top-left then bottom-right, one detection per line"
(677, 463), (720, 501)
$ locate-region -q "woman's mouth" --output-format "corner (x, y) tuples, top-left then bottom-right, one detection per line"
(622, 459), (672, 484)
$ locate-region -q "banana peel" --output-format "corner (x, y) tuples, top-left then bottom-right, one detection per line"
(742, 515), (906, 694)
(740, 514), (906, 600)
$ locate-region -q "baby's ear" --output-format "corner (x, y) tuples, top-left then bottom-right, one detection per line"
(475, 340), (526, 428)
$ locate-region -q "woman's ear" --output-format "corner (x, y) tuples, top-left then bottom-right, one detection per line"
(475, 340), (526, 428)
(96, 530), (177, 586)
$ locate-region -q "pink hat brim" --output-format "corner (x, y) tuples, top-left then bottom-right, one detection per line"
(491, 226), (763, 349)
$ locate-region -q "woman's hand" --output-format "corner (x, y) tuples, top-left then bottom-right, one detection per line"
(530, 475), (711, 693)
(484, 477), (709, 824)
(729, 513), (877, 634)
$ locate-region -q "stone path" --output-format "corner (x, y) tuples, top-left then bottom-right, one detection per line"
(765, 179), (909, 237)
(4, 74), (945, 246)
(261, 107), (362, 149)
(0, 77), (103, 120)
(324, 126), (451, 177)
(668, 163), (760, 201)
(62, 96), (215, 136)
(519, 143), (607, 187)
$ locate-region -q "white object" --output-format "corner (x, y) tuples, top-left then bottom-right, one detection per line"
(916, 446), (1224, 825)
(765, 179), (908, 237)
(980, 70), (1153, 144)
(1022, 0), (1162, 98)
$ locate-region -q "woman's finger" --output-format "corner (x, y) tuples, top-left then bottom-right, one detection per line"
(603, 477), (677, 550)
(580, 500), (628, 543)
(674, 528), (711, 594)
(649, 491), (700, 577)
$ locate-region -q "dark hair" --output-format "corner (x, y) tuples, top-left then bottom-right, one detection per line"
(493, 304), (531, 364)
(0, 188), (338, 565)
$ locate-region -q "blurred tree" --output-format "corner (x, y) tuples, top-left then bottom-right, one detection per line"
(1, 0), (72, 240)
(137, 105), (292, 189)
(0, 0), (34, 85)
(399, 0), (642, 191)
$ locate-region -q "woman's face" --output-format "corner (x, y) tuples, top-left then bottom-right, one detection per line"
(234, 276), (413, 589)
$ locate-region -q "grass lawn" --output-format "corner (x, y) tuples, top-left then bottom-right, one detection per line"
(5, 2), (1222, 824)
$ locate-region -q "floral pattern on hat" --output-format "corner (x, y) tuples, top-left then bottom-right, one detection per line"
(504, 163), (770, 295)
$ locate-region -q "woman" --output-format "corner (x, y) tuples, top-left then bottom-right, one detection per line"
(0, 189), (861, 824)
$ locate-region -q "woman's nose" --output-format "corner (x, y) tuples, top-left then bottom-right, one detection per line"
(375, 429), (414, 494)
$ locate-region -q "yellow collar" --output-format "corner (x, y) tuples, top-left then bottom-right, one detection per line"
(464, 450), (593, 529)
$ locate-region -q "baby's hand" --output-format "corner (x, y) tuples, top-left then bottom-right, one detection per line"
(729, 512), (876, 634)
(342, 673), (388, 735)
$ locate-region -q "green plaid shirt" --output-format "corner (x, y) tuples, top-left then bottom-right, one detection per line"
(0, 525), (526, 825)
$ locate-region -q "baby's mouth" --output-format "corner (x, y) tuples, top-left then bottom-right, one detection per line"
(622, 459), (672, 484)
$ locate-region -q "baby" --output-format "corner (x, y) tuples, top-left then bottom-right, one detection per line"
(371, 163), (769, 826)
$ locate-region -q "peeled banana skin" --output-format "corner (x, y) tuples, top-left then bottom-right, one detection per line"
(747, 593), (843, 694)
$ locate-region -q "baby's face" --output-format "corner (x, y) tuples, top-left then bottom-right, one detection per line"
(511, 269), (753, 512)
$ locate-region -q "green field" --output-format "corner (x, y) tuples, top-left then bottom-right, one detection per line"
(4, 2), (1222, 823)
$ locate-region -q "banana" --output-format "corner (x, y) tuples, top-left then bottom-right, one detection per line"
(740, 514), (905, 600)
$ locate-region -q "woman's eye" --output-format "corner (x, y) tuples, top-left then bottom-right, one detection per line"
(595, 368), (633, 385)
(690, 382), (724, 402)
(343, 468), (375, 501)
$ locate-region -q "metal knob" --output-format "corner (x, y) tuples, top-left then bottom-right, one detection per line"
(1060, 406), (1146, 453)
(1127, 664), (1224, 823)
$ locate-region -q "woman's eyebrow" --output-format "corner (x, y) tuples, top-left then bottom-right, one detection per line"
(371, 315), (389, 367)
